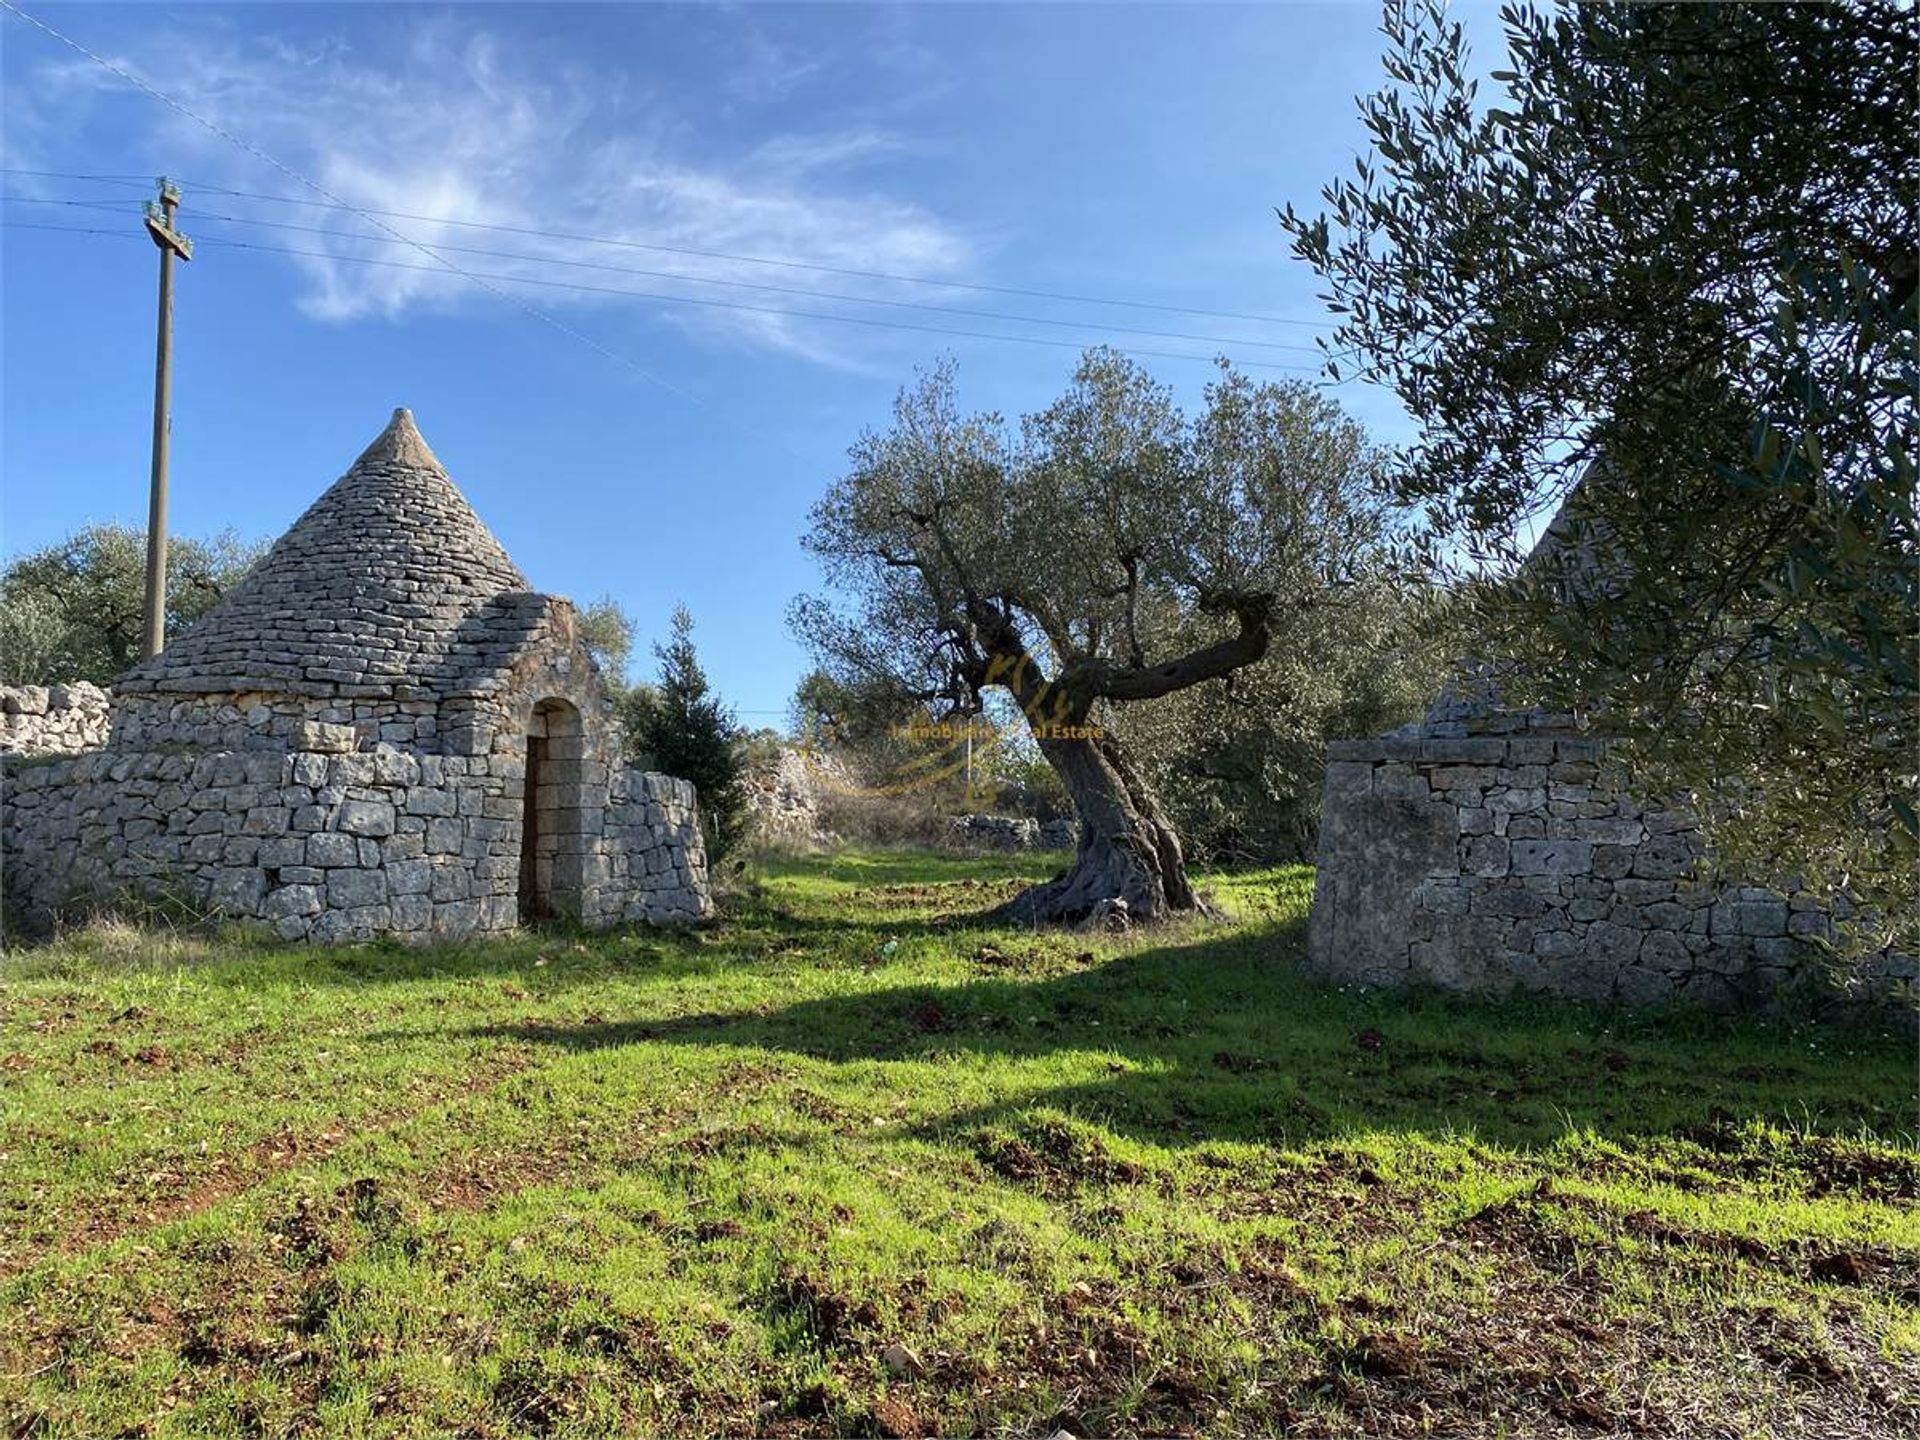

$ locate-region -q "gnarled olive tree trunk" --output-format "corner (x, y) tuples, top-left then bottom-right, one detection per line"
(996, 727), (1198, 926)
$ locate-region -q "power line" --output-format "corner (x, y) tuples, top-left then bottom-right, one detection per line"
(0, 193), (1334, 356)
(3, 220), (1329, 373)
(0, 167), (152, 185)
(1, 165), (1334, 330)
(0, 2), (698, 403)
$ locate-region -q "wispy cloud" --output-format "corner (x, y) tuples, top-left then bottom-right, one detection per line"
(3, 11), (977, 368)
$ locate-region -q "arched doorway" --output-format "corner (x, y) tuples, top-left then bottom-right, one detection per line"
(519, 697), (586, 923)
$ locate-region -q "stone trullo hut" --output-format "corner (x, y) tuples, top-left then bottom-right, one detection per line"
(0, 409), (711, 940)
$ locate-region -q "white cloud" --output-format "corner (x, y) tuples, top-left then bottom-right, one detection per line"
(3, 11), (978, 368)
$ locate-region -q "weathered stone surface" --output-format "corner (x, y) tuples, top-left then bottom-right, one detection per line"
(338, 800), (396, 838)
(1308, 712), (1910, 1017)
(1510, 839), (1593, 877)
(0, 683), (109, 756)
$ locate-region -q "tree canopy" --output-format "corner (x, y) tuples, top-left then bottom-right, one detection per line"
(0, 524), (265, 685)
(574, 596), (638, 692)
(1282, 0), (1917, 931)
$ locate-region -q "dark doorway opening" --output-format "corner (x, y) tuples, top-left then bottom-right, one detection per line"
(518, 697), (585, 924)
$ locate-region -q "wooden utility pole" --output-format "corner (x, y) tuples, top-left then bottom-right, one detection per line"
(141, 178), (191, 660)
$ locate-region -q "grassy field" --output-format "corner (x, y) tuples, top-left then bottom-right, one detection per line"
(2, 849), (1915, 1439)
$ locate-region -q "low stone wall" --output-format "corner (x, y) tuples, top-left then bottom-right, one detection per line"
(1, 742), (709, 941)
(1308, 727), (1913, 1016)
(949, 814), (1079, 852)
(0, 684), (111, 756)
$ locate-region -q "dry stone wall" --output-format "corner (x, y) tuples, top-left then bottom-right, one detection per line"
(1, 684), (111, 756)
(949, 814), (1080, 852)
(1308, 720), (1914, 1016)
(2, 740), (707, 941)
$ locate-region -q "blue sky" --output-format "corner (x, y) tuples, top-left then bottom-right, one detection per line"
(2, 1), (1509, 723)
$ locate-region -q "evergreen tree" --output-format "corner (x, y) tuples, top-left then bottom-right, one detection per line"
(626, 605), (748, 861)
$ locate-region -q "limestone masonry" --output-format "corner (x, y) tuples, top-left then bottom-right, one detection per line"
(1, 683), (109, 756)
(1, 410), (711, 940)
(1309, 688), (1912, 1019)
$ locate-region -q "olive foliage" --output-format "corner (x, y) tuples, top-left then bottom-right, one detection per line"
(0, 523), (265, 685)
(1282, 0), (1917, 932)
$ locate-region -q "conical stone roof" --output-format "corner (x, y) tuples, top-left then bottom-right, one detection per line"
(118, 409), (536, 699)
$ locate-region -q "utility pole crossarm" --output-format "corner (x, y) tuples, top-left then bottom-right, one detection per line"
(144, 200), (192, 260)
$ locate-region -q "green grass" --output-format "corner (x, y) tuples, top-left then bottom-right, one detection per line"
(2, 848), (1915, 1438)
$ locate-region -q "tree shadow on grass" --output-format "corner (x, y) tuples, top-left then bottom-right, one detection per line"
(441, 916), (1917, 1153)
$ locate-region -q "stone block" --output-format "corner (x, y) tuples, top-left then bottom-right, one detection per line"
(404, 786), (457, 817)
(1462, 835), (1510, 877)
(1471, 885), (1550, 919)
(306, 832), (359, 868)
(326, 869), (388, 909)
(1576, 817), (1645, 845)
(1421, 737), (1508, 764)
(262, 883), (323, 919)
(1374, 765), (1430, 800)
(295, 721), (357, 754)
(209, 868), (266, 917)
(432, 898), (486, 935)
(387, 858), (432, 896)
(1323, 761), (1373, 802)
(328, 755), (377, 788)
(241, 806), (292, 836)
(1614, 966), (1674, 1007)
(1430, 765), (1498, 792)
(1488, 787), (1547, 815)
(1591, 845), (1634, 880)
(1533, 929), (1580, 959)
(1510, 839), (1592, 877)
(1507, 737), (1557, 765)
(1712, 899), (1788, 938)
(338, 800), (396, 837)
(373, 748), (420, 786)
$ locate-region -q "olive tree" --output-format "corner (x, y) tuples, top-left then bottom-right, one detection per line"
(1282, 0), (1917, 932)
(0, 524), (264, 685)
(792, 349), (1410, 925)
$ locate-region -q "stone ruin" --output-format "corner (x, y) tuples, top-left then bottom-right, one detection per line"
(1308, 499), (1912, 1018)
(0, 410), (711, 941)
(740, 745), (842, 848)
